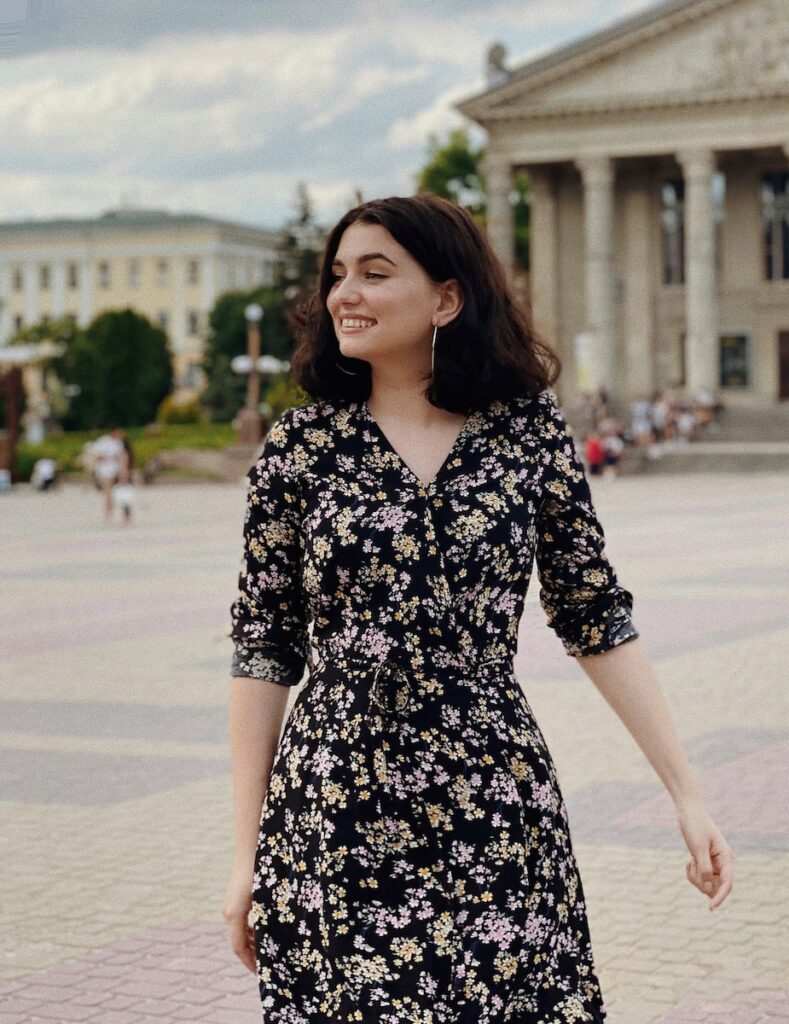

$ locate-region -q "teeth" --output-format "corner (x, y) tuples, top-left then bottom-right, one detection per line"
(342, 318), (375, 328)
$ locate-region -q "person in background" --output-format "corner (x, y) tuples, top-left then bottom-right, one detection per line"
(30, 456), (58, 491)
(112, 433), (136, 525)
(87, 426), (125, 522)
(602, 429), (625, 477)
(675, 400), (697, 444)
(630, 397), (654, 448)
(584, 431), (605, 476)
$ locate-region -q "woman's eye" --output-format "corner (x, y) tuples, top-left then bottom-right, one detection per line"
(330, 272), (385, 282)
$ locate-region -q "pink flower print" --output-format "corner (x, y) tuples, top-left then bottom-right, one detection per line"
(455, 842), (475, 865)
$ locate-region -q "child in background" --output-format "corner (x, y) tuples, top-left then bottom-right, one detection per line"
(584, 433), (605, 476)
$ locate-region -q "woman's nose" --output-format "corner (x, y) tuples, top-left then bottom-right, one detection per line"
(331, 277), (361, 305)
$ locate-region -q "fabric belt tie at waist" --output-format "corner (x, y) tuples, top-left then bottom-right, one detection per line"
(308, 641), (515, 735)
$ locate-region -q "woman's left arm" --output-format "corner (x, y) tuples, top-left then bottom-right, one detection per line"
(577, 637), (734, 911)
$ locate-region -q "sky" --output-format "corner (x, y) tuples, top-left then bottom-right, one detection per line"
(0, 0), (661, 231)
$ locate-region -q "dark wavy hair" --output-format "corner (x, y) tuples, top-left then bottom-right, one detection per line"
(290, 193), (560, 414)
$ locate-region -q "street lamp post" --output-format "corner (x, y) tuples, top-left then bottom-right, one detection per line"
(236, 303), (264, 446)
(222, 304), (291, 482)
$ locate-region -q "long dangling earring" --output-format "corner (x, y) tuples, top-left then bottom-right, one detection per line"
(431, 322), (438, 378)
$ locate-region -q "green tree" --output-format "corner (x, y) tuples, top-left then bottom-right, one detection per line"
(200, 288), (293, 423)
(415, 127), (531, 271)
(56, 309), (172, 429)
(274, 181), (324, 290)
(416, 127), (486, 215)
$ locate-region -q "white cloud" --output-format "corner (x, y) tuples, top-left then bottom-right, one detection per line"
(0, 0), (671, 226)
(0, 27), (355, 161)
(386, 80), (487, 151)
(303, 64), (431, 132)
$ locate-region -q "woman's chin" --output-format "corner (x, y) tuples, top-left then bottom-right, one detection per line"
(338, 344), (370, 363)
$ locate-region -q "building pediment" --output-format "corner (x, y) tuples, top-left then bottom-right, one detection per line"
(458, 0), (789, 121)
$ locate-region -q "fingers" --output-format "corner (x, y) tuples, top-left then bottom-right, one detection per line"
(686, 847), (734, 910)
(708, 848), (735, 910)
(225, 912), (258, 975)
(694, 848), (715, 894)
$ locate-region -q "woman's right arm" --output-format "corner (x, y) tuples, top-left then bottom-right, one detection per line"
(224, 409), (311, 972)
(223, 676), (291, 974)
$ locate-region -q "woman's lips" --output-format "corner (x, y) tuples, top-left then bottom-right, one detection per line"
(338, 319), (377, 334)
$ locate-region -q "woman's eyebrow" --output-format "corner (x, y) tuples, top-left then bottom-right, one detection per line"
(331, 252), (397, 268)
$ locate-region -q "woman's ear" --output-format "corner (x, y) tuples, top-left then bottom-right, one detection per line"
(435, 279), (464, 326)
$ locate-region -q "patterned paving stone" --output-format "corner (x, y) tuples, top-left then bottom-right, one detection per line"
(657, 988), (789, 1023)
(0, 701), (227, 744)
(2, 476), (787, 1023)
(0, 923), (259, 1023)
(0, 749), (230, 806)
(566, 728), (789, 852)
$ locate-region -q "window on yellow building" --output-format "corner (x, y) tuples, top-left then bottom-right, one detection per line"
(99, 261), (111, 288)
(67, 262), (78, 289)
(129, 259), (141, 287)
(157, 259), (169, 286)
(12, 267), (23, 291)
(188, 259), (200, 284)
(40, 264), (50, 290)
(187, 310), (200, 336)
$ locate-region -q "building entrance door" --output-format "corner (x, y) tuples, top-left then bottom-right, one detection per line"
(780, 332), (789, 400)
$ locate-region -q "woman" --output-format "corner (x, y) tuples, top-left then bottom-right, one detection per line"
(224, 194), (733, 1023)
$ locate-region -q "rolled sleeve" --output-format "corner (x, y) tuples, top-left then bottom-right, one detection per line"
(229, 410), (310, 686)
(535, 393), (639, 658)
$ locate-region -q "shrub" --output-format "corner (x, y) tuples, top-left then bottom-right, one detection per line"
(157, 395), (204, 425)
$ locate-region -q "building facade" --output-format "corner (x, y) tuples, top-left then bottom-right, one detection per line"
(458, 0), (789, 408)
(0, 208), (281, 389)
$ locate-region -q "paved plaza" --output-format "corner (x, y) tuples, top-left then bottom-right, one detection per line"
(1, 471), (788, 1024)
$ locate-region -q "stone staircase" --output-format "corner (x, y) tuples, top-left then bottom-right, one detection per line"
(637, 405), (789, 473)
(566, 402), (789, 474)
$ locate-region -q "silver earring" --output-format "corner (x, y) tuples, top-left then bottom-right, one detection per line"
(431, 322), (438, 377)
(336, 358), (360, 375)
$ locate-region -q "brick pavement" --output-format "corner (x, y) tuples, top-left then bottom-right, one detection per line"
(1, 474), (787, 1023)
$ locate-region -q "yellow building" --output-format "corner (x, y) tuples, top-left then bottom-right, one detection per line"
(0, 208), (281, 389)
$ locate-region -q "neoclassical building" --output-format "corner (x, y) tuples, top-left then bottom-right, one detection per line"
(457, 0), (789, 408)
(0, 208), (281, 389)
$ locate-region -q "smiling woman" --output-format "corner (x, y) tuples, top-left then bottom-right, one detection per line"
(224, 193), (733, 1024)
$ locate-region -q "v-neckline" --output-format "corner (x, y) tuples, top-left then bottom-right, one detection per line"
(360, 399), (478, 491)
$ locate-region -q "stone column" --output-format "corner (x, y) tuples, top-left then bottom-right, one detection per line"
(172, 254), (187, 355)
(621, 176), (655, 398)
(528, 165), (560, 353)
(201, 253), (217, 313)
(78, 256), (94, 327)
(23, 258), (37, 326)
(577, 155), (616, 392)
(0, 264), (11, 344)
(51, 259), (67, 318)
(677, 147), (718, 393)
(482, 151), (515, 278)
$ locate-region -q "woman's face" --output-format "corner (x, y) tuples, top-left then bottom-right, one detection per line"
(326, 221), (459, 371)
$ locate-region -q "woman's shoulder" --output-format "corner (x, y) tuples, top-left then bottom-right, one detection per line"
(263, 398), (354, 467)
(506, 390), (567, 437)
(286, 396), (354, 436)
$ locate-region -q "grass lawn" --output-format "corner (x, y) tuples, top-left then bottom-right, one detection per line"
(16, 422), (237, 479)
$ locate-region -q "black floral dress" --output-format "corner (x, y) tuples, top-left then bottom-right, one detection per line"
(229, 391), (638, 1024)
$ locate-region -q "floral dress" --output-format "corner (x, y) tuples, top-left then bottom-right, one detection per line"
(229, 390), (639, 1024)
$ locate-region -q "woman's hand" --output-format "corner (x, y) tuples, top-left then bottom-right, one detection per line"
(676, 797), (734, 910)
(222, 863), (257, 974)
